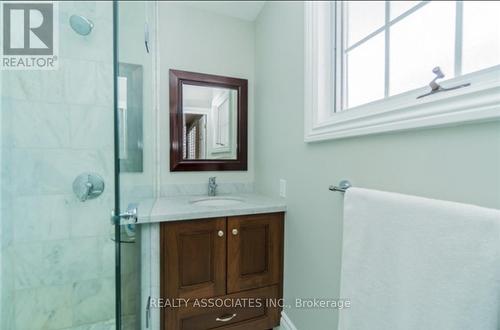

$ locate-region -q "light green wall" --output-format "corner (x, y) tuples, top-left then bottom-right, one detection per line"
(254, 2), (500, 329)
(158, 3), (255, 186)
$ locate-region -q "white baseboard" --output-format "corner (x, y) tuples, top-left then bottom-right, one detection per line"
(280, 311), (298, 330)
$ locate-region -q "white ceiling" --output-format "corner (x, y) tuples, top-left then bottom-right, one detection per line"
(180, 1), (266, 21)
(183, 84), (228, 109)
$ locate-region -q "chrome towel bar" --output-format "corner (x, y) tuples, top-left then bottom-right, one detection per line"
(329, 180), (352, 193)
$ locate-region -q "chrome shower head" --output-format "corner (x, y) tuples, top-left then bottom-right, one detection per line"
(69, 15), (94, 36)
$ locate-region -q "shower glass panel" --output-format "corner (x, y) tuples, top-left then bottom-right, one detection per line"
(1, 1), (116, 329)
(0, 0), (156, 329)
(116, 1), (156, 329)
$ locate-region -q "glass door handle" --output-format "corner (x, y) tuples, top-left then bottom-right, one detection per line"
(111, 203), (138, 225)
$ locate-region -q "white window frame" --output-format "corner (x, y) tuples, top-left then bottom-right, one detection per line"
(304, 1), (500, 143)
(211, 91), (232, 154)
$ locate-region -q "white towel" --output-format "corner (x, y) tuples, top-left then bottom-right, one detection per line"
(338, 188), (500, 330)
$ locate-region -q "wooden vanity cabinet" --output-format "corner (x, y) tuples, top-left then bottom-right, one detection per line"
(227, 213), (283, 294)
(162, 218), (227, 299)
(160, 212), (284, 330)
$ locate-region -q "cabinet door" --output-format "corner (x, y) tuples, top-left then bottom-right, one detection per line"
(161, 218), (226, 299)
(227, 213), (284, 293)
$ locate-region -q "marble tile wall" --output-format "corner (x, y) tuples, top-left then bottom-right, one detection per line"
(0, 2), (123, 329)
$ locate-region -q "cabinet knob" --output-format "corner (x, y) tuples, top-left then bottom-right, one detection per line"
(217, 230), (224, 237)
(232, 228), (238, 236)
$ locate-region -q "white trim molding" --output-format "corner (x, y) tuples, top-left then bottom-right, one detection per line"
(304, 2), (500, 143)
(280, 311), (299, 330)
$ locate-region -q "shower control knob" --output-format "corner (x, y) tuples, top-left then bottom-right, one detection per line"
(218, 230), (224, 237)
(232, 229), (238, 236)
(73, 173), (105, 202)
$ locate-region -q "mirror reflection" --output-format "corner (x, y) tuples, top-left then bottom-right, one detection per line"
(182, 84), (238, 160)
(118, 63), (144, 172)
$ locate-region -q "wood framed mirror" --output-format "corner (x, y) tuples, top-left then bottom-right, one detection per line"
(169, 69), (248, 171)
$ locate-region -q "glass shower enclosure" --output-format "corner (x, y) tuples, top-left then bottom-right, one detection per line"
(0, 1), (156, 329)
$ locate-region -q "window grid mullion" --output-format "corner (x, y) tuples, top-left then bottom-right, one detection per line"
(341, 1), (348, 110)
(384, 1), (390, 98)
(345, 1), (430, 54)
(454, 1), (464, 77)
(332, 2), (337, 113)
(333, 1), (343, 113)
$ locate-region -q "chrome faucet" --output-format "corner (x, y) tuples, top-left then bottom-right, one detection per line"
(208, 177), (217, 196)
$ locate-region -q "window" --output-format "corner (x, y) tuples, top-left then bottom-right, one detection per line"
(305, 1), (500, 142)
(340, 1), (500, 109)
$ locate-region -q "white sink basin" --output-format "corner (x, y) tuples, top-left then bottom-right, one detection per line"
(190, 197), (245, 207)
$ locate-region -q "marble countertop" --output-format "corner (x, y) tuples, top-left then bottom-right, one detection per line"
(137, 193), (286, 223)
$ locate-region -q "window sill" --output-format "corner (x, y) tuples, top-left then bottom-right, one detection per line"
(305, 76), (500, 142)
